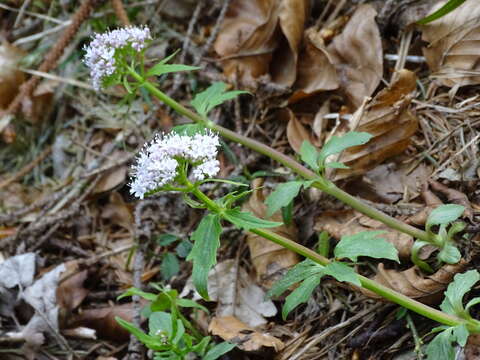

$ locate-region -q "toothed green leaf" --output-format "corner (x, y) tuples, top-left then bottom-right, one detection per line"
(334, 231), (399, 263)
(191, 82), (249, 117)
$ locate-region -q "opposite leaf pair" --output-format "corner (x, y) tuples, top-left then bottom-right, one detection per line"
(268, 230), (399, 319)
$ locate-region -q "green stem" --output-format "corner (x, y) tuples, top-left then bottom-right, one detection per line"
(187, 186), (467, 330)
(252, 227), (464, 328)
(128, 69), (430, 242)
(128, 69), (474, 330)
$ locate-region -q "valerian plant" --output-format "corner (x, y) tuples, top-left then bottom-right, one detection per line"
(84, 27), (480, 358)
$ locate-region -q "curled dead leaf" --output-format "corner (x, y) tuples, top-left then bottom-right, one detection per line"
(314, 210), (413, 259)
(0, 42), (25, 109)
(289, 27), (339, 103)
(283, 108), (316, 154)
(407, 184), (444, 226)
(214, 0), (309, 86)
(214, 0), (281, 83)
(270, 0), (309, 86)
(209, 315), (284, 352)
(350, 162), (431, 204)
(242, 179), (299, 288)
(429, 180), (473, 220)
(408, 181), (472, 225)
(68, 303), (136, 342)
(328, 4), (383, 109)
(93, 158), (128, 194)
(181, 260), (277, 327)
(335, 69), (418, 179)
(421, 0), (480, 87)
(362, 260), (467, 304)
(101, 191), (134, 232)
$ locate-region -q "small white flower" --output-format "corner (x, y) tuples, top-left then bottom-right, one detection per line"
(130, 131), (220, 199)
(83, 26), (151, 90)
(192, 159), (220, 181)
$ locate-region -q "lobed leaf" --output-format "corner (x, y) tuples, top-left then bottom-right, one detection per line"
(267, 260), (324, 298)
(117, 287), (157, 301)
(282, 275), (322, 320)
(147, 63), (200, 77)
(425, 327), (456, 360)
(223, 208), (281, 230)
(299, 141), (319, 171)
(160, 252), (180, 280)
(440, 270), (480, 317)
(265, 181), (304, 217)
(323, 261), (360, 286)
(149, 311), (173, 338)
(203, 342), (236, 360)
(318, 132), (373, 166)
(334, 231), (399, 263)
(187, 214), (223, 299)
(191, 82), (249, 117)
(437, 243), (461, 265)
(427, 204), (465, 227)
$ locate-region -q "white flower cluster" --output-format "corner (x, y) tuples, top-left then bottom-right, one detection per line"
(130, 131), (220, 199)
(83, 26), (151, 90)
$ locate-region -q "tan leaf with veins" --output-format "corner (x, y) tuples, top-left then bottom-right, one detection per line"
(290, 27), (339, 103)
(328, 4), (383, 109)
(209, 316), (285, 352)
(270, 0), (309, 86)
(214, 0), (309, 85)
(334, 69), (418, 179)
(283, 108), (316, 154)
(242, 179), (299, 289)
(214, 0), (280, 83)
(0, 42), (25, 109)
(180, 260), (277, 327)
(362, 260), (467, 304)
(421, 0), (480, 87)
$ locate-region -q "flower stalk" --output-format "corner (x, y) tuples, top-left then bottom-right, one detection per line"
(186, 185), (470, 331)
(128, 68), (430, 242)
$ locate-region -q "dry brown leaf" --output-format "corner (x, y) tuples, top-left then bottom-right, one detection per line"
(214, 0), (280, 83)
(314, 210), (413, 259)
(242, 178), (299, 288)
(429, 180), (473, 220)
(465, 333), (480, 360)
(68, 303), (136, 341)
(181, 260), (277, 327)
(101, 191), (134, 232)
(328, 4), (383, 109)
(289, 28), (339, 103)
(93, 162), (127, 194)
(407, 184), (444, 226)
(270, 0), (309, 86)
(214, 0), (309, 86)
(209, 316), (285, 352)
(351, 162), (431, 204)
(334, 69), (418, 179)
(362, 260), (467, 304)
(283, 108), (316, 154)
(0, 42), (25, 109)
(23, 79), (58, 124)
(57, 270), (89, 314)
(421, 0), (480, 87)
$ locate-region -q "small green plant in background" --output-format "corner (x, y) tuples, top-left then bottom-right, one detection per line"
(117, 285), (235, 360)
(83, 27), (480, 360)
(156, 234), (192, 281)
